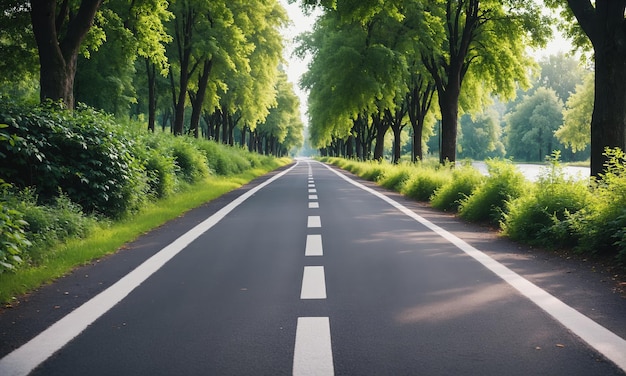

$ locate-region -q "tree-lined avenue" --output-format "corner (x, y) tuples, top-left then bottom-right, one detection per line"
(0, 160), (625, 375)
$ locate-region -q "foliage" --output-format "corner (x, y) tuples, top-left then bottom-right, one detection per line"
(503, 152), (590, 247)
(0, 180), (29, 273)
(170, 138), (210, 183)
(505, 87), (565, 162)
(458, 159), (528, 225)
(379, 164), (415, 191)
(537, 53), (585, 104)
(0, 100), (147, 218)
(555, 72), (593, 153)
(431, 162), (485, 212)
(401, 166), (452, 202)
(7, 189), (95, 266)
(568, 148), (626, 262)
(458, 110), (506, 160)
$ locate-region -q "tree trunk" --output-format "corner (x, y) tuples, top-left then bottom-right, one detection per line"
(590, 37), (626, 176)
(407, 80), (435, 162)
(146, 59), (157, 132)
(189, 59), (214, 138)
(438, 82), (460, 164)
(30, 0), (103, 108)
(372, 113), (389, 160)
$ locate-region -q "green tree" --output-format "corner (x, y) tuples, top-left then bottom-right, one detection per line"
(555, 72), (593, 152)
(505, 88), (564, 161)
(257, 72), (302, 155)
(5, 0), (171, 109)
(422, 0), (550, 164)
(544, 0), (626, 176)
(298, 10), (406, 152)
(538, 53), (585, 103)
(458, 109), (505, 160)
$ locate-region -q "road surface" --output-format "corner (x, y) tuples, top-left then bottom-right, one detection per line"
(1, 159), (625, 375)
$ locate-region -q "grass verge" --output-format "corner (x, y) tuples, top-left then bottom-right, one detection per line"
(0, 159), (291, 304)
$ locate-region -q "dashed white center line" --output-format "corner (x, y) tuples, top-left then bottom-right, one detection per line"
(308, 189), (317, 193)
(308, 195), (318, 201)
(305, 234), (323, 256)
(293, 317), (334, 376)
(308, 202), (319, 209)
(308, 184), (315, 188)
(307, 216), (321, 228)
(300, 266), (327, 299)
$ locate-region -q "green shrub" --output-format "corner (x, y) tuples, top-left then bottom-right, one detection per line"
(402, 167), (452, 202)
(379, 164), (414, 191)
(431, 163), (485, 212)
(0, 100), (147, 218)
(144, 150), (178, 198)
(170, 138), (209, 183)
(360, 162), (387, 181)
(13, 190), (95, 265)
(459, 159), (527, 225)
(503, 153), (590, 247)
(569, 148), (626, 262)
(0, 181), (29, 273)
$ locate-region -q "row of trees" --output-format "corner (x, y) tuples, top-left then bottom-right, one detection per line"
(297, 0), (626, 176)
(0, 0), (303, 155)
(456, 54), (593, 162)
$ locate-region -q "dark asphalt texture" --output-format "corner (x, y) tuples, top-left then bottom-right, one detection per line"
(1, 160), (625, 375)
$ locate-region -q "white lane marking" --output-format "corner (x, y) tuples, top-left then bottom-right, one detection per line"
(319, 161), (626, 373)
(308, 195), (318, 200)
(308, 184), (315, 188)
(0, 163), (301, 376)
(308, 189), (317, 193)
(309, 202), (319, 209)
(305, 235), (323, 257)
(300, 266), (327, 299)
(293, 317), (334, 376)
(307, 216), (321, 228)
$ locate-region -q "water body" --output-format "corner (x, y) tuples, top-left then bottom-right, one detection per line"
(471, 162), (590, 182)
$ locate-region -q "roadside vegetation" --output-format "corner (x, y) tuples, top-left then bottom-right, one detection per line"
(0, 101), (289, 303)
(321, 152), (626, 265)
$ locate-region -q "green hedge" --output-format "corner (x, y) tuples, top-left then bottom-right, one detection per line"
(322, 154), (626, 264)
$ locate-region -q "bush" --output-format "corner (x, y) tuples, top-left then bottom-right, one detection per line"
(569, 148), (626, 262)
(459, 159), (527, 225)
(360, 162), (387, 182)
(12, 190), (95, 265)
(0, 181), (29, 273)
(0, 100), (147, 218)
(170, 138), (209, 183)
(431, 163), (485, 212)
(503, 153), (590, 248)
(379, 164), (414, 191)
(402, 167), (452, 202)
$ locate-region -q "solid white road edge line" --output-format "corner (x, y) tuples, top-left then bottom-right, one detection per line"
(300, 266), (327, 299)
(293, 317), (334, 376)
(305, 234), (323, 257)
(319, 161), (626, 373)
(0, 162), (301, 376)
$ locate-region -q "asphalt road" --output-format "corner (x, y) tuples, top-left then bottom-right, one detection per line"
(1, 159), (625, 375)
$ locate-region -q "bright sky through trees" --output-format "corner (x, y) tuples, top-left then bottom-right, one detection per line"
(279, 0), (321, 127)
